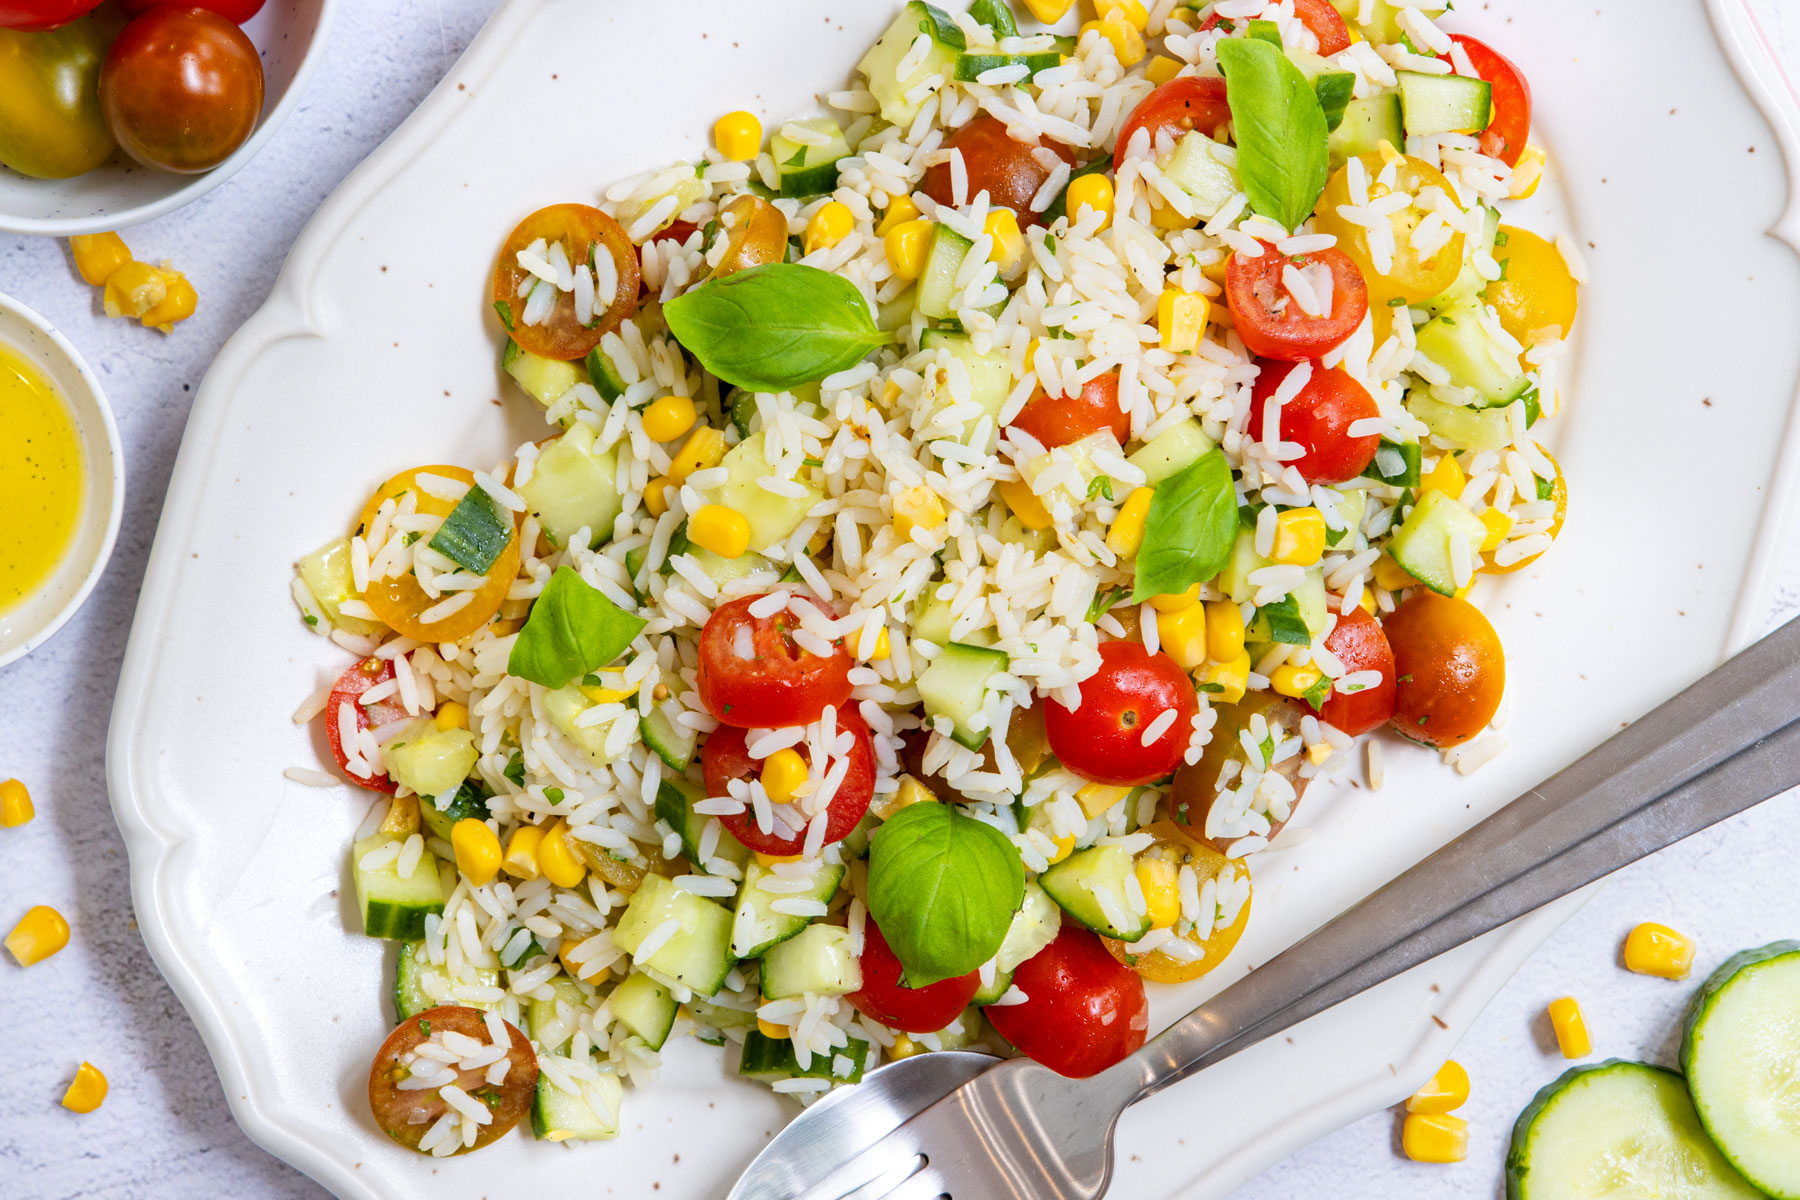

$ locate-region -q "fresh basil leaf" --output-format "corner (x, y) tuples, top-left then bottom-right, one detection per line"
(1252, 593), (1311, 645)
(867, 802), (1023, 987)
(1313, 72), (1355, 132)
(1536, 474), (1555, 503)
(507, 566), (647, 689)
(504, 752), (525, 787)
(663, 263), (889, 393)
(1216, 36), (1329, 231)
(970, 0), (1018, 38)
(493, 300), (514, 331)
(1131, 448), (1238, 603)
(1245, 18), (1281, 45)
(428, 484), (512, 574)
(1519, 384), (1542, 428)
(915, 1), (967, 50)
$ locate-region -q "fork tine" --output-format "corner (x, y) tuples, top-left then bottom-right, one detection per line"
(876, 1166), (951, 1200)
(836, 1151), (927, 1200)
(785, 1135), (932, 1200)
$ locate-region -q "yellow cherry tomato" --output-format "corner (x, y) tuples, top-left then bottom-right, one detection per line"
(1313, 153), (1466, 305)
(1485, 225), (1579, 344)
(353, 466), (520, 643)
(1100, 822), (1252, 983)
(1483, 450), (1566, 576)
(0, 18), (118, 180)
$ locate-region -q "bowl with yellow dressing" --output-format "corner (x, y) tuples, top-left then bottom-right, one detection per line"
(0, 292), (122, 668)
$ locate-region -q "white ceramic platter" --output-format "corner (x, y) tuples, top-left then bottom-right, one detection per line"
(107, 1), (1800, 1196)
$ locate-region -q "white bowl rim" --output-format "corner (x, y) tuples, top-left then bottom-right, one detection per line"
(0, 0), (340, 238)
(0, 290), (126, 669)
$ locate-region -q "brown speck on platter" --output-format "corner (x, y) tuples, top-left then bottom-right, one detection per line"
(1431, 1015), (1448, 1030)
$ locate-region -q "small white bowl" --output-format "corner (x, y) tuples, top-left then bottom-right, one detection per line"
(0, 292), (123, 668)
(0, 0), (336, 236)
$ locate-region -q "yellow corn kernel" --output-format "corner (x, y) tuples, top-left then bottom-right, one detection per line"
(1377, 138), (1406, 167)
(1022, 0), (1074, 21)
(1136, 856), (1181, 930)
(451, 818), (503, 887)
(1403, 1113), (1470, 1163)
(1145, 54), (1182, 86)
(643, 394), (698, 442)
(1083, 11), (1145, 66)
(804, 201), (855, 256)
(1157, 602), (1208, 671)
(1204, 600), (1245, 661)
(1158, 288), (1210, 354)
(433, 701), (469, 732)
(1148, 194), (1200, 231)
(1077, 781), (1132, 819)
(893, 486), (947, 543)
(1623, 922), (1696, 980)
(997, 478), (1053, 531)
(1308, 741), (1334, 765)
(61, 1062), (108, 1114)
(1509, 144), (1546, 200)
(668, 426), (727, 483)
(877, 193), (922, 236)
(5, 904), (69, 967)
(1047, 831), (1078, 865)
(888, 1031), (921, 1058)
(1197, 652), (1250, 704)
(1065, 171), (1115, 230)
(984, 208), (1025, 270)
(141, 267), (196, 333)
(879, 378), (904, 409)
(1479, 507), (1514, 553)
(873, 774), (939, 820)
(689, 504), (752, 558)
(760, 747), (809, 805)
(1271, 662), (1324, 700)
(102, 261), (167, 321)
(1149, 584), (1201, 613)
(1106, 486), (1155, 557)
(714, 110), (763, 161)
(885, 218), (935, 282)
(1406, 1060), (1470, 1114)
(70, 232), (131, 287)
(1373, 553), (1416, 592)
(644, 475), (673, 517)
(1547, 997), (1591, 1059)
(578, 669), (638, 704)
(1358, 590), (1378, 615)
(1421, 453), (1465, 499)
(757, 1017), (791, 1039)
(379, 795), (421, 837)
(502, 824), (544, 880)
(866, 627), (891, 661)
(1272, 507), (1327, 567)
(1095, 0), (1150, 29)
(560, 940), (611, 983)
(0, 778), (33, 827)
(539, 820), (588, 888)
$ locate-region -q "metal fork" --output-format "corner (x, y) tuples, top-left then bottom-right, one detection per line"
(728, 615), (1800, 1200)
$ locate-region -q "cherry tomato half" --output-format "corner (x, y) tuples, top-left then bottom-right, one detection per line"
(1485, 226), (1578, 344)
(1482, 450), (1566, 576)
(323, 658), (407, 792)
(713, 194), (788, 279)
(1226, 241), (1368, 362)
(921, 115), (1075, 226)
(1008, 371), (1127, 450)
(0, 17), (116, 178)
(697, 594), (854, 729)
(99, 6), (264, 174)
(1045, 641), (1198, 787)
(1246, 359), (1380, 485)
(1115, 76), (1232, 168)
(1168, 693), (1312, 854)
(493, 203), (641, 361)
(117, 0), (264, 21)
(1313, 154), (1466, 306)
(0, 0), (100, 31)
(1385, 591), (1504, 748)
(848, 919), (980, 1034)
(986, 925), (1148, 1078)
(701, 712), (875, 856)
(1200, 0), (1348, 56)
(368, 1006), (538, 1155)
(1447, 34), (1531, 167)
(1316, 606), (1396, 736)
(1100, 824), (1252, 984)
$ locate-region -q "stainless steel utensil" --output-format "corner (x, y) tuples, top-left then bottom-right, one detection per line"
(727, 615), (1800, 1200)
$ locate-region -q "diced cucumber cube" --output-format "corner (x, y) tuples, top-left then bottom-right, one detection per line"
(530, 1072), (622, 1142)
(516, 420), (623, 550)
(353, 834), (447, 941)
(761, 924), (862, 999)
(614, 873), (735, 997)
(916, 641), (1011, 751)
(1038, 843), (1150, 942)
(1161, 132), (1239, 219)
(731, 860), (844, 959)
(610, 970), (679, 1050)
(380, 722), (478, 803)
(1126, 417), (1215, 484)
(1388, 488), (1487, 596)
(702, 431), (822, 552)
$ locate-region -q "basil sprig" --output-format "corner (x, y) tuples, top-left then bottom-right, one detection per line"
(507, 566), (646, 690)
(1131, 448), (1239, 602)
(1216, 36), (1329, 232)
(970, 0), (1018, 38)
(428, 484), (512, 574)
(866, 802), (1024, 987)
(663, 263), (890, 394)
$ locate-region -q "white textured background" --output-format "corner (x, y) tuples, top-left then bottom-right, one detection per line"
(1, 2), (1798, 1197)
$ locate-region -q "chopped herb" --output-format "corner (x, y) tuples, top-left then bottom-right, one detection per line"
(1302, 675), (1333, 708)
(418, 1020), (431, 1035)
(1440, 316), (1457, 326)
(303, 614), (318, 627)
(1043, 232), (1056, 254)
(581, 673), (602, 687)
(1086, 475), (1115, 502)
(1536, 475), (1555, 502)
(1086, 585), (1126, 622)
(544, 787), (564, 804)
(1198, 681), (1226, 694)
(401, 531), (420, 546)
(1258, 733), (1275, 763)
(493, 300), (514, 331)
(1418, 715), (1430, 725)
(695, 161), (708, 178)
(803, 456), (824, 468)
(1398, 674), (1414, 683)
(1386, 296), (1409, 307)
(482, 1091), (502, 1109)
(1493, 228), (1509, 247)
(504, 752), (525, 787)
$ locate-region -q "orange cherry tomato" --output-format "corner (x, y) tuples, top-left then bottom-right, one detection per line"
(1483, 450), (1566, 576)
(921, 115), (1076, 226)
(493, 204), (640, 361)
(99, 6), (263, 173)
(1009, 370), (1128, 449)
(367, 1007), (537, 1155)
(1101, 823), (1252, 984)
(713, 194), (789, 279)
(353, 466), (520, 644)
(1385, 592), (1505, 748)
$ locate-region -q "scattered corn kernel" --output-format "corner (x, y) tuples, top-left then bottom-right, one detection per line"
(1095, 0), (1149, 29)
(1421, 453), (1466, 499)
(0, 778), (33, 827)
(1479, 507), (1514, 553)
(757, 1017), (791, 1039)
(1406, 1060), (1470, 1114)
(1204, 600), (1246, 661)
(1148, 194), (1200, 231)
(6, 904), (69, 967)
(1358, 590), (1378, 615)
(1022, 0), (1075, 21)
(1106, 486), (1155, 557)
(894, 485), (947, 543)
(61, 1062), (107, 1114)
(688, 504), (752, 558)
(885, 218), (935, 281)
(643, 394), (698, 442)
(1373, 553), (1416, 592)
(1047, 831), (1078, 865)
(997, 478), (1053, 531)
(866, 627), (891, 661)
(1077, 781), (1132, 819)
(502, 823), (544, 880)
(141, 266), (196, 333)
(538, 820), (587, 888)
(1083, 10), (1145, 66)
(1149, 584), (1201, 613)
(1272, 507), (1328, 567)
(1197, 652), (1250, 704)
(379, 795), (421, 837)
(1065, 171), (1115, 230)
(877, 193), (922, 236)
(1509, 144), (1546, 200)
(760, 748), (809, 805)
(714, 110), (763, 161)
(1157, 602), (1208, 671)
(1403, 1112), (1469, 1163)
(1158, 288), (1210, 354)
(451, 818), (503, 887)
(874, 774), (939, 820)
(1270, 661), (1324, 700)
(668, 426), (727, 483)
(1145, 54), (1182, 85)
(1623, 922), (1696, 980)
(1136, 856), (1181, 929)
(1547, 997), (1591, 1059)
(984, 208), (1025, 269)
(101, 261), (166, 321)
(1308, 741), (1334, 765)
(69, 232), (130, 286)
(804, 201), (855, 256)
(433, 702), (468, 732)
(644, 475), (673, 517)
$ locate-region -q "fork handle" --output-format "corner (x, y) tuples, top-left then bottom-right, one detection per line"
(1118, 615), (1800, 1101)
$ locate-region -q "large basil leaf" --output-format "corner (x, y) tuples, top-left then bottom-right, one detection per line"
(1131, 448), (1239, 602)
(866, 802), (1024, 988)
(1216, 36), (1329, 232)
(507, 565), (646, 689)
(663, 263), (889, 393)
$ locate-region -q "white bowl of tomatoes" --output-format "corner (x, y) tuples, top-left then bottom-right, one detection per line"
(0, 0), (335, 236)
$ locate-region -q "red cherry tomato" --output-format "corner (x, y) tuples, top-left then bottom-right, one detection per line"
(1316, 607), (1396, 736)
(323, 658), (408, 793)
(116, 0), (263, 20)
(1008, 371), (1128, 450)
(1246, 359), (1380, 485)
(701, 712), (875, 856)
(0, 0), (101, 31)
(697, 594), (855, 729)
(848, 919), (980, 1034)
(1044, 641), (1198, 786)
(493, 203), (641, 361)
(1226, 241), (1368, 362)
(1446, 34), (1531, 167)
(920, 115), (1075, 226)
(1115, 76), (1231, 168)
(98, 6), (263, 174)
(985, 925), (1149, 1078)
(651, 218), (700, 248)
(1199, 0), (1349, 56)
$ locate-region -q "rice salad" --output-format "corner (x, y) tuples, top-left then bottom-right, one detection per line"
(289, 0), (1579, 1155)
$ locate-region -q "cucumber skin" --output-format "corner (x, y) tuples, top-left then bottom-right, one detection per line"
(1505, 1059), (1680, 1200)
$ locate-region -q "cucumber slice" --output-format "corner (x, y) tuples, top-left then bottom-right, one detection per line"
(1387, 489), (1487, 596)
(731, 859), (845, 959)
(530, 1072), (622, 1142)
(1414, 301), (1532, 407)
(918, 224), (975, 321)
(352, 834), (447, 941)
(640, 705), (699, 772)
(685, 545), (778, 589)
(840, 809), (880, 859)
(1507, 1060), (1762, 1200)
(417, 781), (491, 845)
(1326, 489), (1366, 548)
(982, 881), (1061, 998)
(761, 924), (863, 999)
(1407, 390), (1517, 453)
(1161, 132), (1240, 220)
(857, 1), (961, 126)
(655, 776), (751, 873)
(1126, 417), (1215, 484)
(702, 431), (823, 552)
(1397, 70), (1493, 138)
(1328, 91), (1404, 170)
(541, 684), (625, 769)
(739, 1030), (870, 1083)
(1249, 567), (1327, 646)
(527, 977), (589, 1054)
(610, 969), (679, 1050)
(393, 941), (499, 1021)
(1216, 525), (1269, 606)
(1039, 843), (1151, 941)
(614, 873), (735, 997)
(916, 641), (1011, 751)
(381, 721), (479, 801)
(517, 421), (624, 550)
(1424, 204), (1500, 315)
(920, 328), (1013, 448)
(954, 50), (1061, 82)
(585, 342), (628, 401)
(686, 995), (759, 1032)
(1682, 942), (1800, 1197)
(297, 538), (384, 637)
(502, 339), (583, 407)
(1289, 48), (1355, 131)
(771, 118), (850, 198)
(971, 967), (1014, 1005)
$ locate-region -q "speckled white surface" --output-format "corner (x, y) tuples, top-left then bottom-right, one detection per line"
(3, 2), (1799, 1197)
